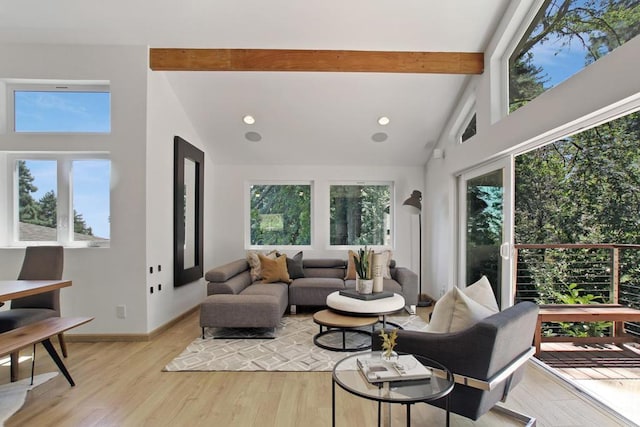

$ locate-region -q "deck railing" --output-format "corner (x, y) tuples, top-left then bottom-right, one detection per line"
(513, 243), (640, 337)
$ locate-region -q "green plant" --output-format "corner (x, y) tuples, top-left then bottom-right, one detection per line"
(544, 283), (612, 338)
(353, 246), (373, 280)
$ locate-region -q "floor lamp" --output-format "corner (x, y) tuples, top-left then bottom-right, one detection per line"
(403, 190), (430, 307)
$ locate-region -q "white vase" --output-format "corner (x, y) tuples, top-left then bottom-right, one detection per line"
(372, 253), (384, 293)
(357, 278), (374, 294)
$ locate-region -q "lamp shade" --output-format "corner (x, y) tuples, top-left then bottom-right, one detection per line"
(402, 190), (422, 214)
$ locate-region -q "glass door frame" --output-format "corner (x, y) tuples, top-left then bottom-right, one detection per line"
(456, 156), (515, 309)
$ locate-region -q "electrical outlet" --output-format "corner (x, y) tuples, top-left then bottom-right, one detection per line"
(150, 286), (154, 294)
(158, 265), (162, 272)
(116, 305), (126, 319)
(149, 266), (153, 274)
(158, 284), (162, 291)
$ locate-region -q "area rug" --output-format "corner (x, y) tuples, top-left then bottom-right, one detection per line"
(0, 372), (58, 426)
(164, 314), (429, 372)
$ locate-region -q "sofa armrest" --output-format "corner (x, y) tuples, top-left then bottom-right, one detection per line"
(393, 267), (418, 305)
(205, 259), (253, 295)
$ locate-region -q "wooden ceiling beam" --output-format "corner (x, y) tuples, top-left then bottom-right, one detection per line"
(149, 48), (484, 74)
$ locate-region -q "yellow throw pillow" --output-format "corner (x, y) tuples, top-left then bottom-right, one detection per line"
(259, 254), (292, 284)
(345, 250), (358, 280)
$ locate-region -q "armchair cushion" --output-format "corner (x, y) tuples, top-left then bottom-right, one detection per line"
(426, 287), (496, 333)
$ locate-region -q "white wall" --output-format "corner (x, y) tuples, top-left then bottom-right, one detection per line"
(0, 43), (150, 334)
(423, 26), (640, 299)
(211, 164), (424, 275)
(145, 71), (209, 332)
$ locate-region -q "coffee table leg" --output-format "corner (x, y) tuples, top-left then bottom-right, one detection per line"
(406, 403), (411, 427)
(332, 379), (336, 427)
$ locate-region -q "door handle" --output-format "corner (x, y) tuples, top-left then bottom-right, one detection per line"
(500, 242), (511, 260)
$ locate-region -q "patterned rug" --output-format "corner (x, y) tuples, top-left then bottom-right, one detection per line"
(164, 314), (429, 372)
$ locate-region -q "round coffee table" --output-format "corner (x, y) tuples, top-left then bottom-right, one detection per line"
(332, 351), (454, 427)
(326, 291), (406, 328)
(313, 309), (379, 352)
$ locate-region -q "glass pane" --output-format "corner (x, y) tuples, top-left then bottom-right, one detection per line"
(183, 158), (196, 268)
(250, 184), (311, 245)
(461, 113), (476, 143)
(330, 184), (391, 246)
(14, 90), (111, 132)
(72, 160), (110, 242)
(466, 170), (503, 301)
(509, 0), (640, 113)
(18, 160), (57, 241)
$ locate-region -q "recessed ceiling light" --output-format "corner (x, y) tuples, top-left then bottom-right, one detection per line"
(377, 116), (390, 126)
(243, 115), (256, 125)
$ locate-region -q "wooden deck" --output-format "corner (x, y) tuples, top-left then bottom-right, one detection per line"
(536, 341), (640, 425)
(537, 341), (640, 379)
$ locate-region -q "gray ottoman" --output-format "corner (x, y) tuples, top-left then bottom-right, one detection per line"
(199, 287), (287, 338)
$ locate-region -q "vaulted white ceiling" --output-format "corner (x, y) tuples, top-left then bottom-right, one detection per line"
(0, 0), (512, 166)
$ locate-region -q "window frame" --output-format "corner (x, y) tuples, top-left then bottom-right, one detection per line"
(7, 152), (111, 248)
(6, 81), (111, 134)
(244, 180), (314, 250)
(328, 181), (394, 250)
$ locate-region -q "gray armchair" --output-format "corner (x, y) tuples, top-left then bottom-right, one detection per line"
(373, 301), (539, 425)
(0, 246), (65, 381)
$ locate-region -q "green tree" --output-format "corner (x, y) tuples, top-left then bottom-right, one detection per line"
(38, 190), (57, 228)
(510, 0), (640, 111)
(18, 160), (40, 223)
(250, 184), (311, 245)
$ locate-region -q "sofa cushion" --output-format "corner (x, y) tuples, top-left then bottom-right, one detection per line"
(247, 250), (277, 281)
(426, 287), (496, 333)
(286, 251), (305, 279)
(345, 250), (358, 280)
(259, 254), (292, 284)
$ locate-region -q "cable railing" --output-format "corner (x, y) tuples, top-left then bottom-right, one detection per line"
(514, 243), (640, 337)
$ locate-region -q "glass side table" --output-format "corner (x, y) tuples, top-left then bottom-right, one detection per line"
(332, 351), (454, 427)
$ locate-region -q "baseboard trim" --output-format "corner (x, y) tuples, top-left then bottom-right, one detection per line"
(65, 305), (199, 342)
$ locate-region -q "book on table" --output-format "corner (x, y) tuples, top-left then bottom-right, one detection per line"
(356, 354), (432, 383)
(339, 289), (394, 300)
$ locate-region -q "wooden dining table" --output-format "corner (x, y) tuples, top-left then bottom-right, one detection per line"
(0, 279), (72, 302)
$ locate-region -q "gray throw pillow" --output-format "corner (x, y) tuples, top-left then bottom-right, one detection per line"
(286, 251), (305, 279)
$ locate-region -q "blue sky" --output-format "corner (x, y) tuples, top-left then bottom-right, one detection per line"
(24, 159), (110, 239)
(18, 90), (111, 239)
(529, 33), (589, 88)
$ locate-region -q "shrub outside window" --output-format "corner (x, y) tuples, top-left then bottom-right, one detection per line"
(330, 183), (392, 247)
(249, 183), (311, 247)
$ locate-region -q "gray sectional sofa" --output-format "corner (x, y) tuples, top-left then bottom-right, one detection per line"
(200, 257), (418, 333)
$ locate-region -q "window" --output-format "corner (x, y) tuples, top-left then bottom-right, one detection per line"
(461, 113), (477, 143)
(248, 183), (311, 247)
(329, 183), (392, 247)
(509, 0), (640, 113)
(9, 82), (110, 133)
(11, 154), (110, 246)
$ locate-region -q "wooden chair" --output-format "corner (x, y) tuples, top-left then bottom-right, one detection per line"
(0, 246), (65, 381)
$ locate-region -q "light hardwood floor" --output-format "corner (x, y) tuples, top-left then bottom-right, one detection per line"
(2, 308), (634, 427)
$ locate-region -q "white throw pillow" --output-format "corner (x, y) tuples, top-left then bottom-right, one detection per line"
(425, 287), (497, 333)
(463, 275), (500, 313)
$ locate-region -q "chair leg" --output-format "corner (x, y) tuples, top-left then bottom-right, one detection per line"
(58, 333), (68, 357)
(10, 351), (19, 382)
(492, 403), (536, 426)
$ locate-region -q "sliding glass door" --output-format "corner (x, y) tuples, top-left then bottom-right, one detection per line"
(458, 158), (514, 308)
